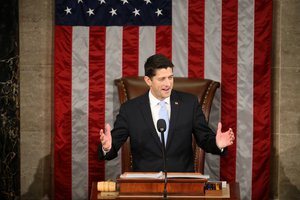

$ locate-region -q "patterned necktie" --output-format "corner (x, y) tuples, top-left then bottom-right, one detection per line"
(159, 101), (169, 146)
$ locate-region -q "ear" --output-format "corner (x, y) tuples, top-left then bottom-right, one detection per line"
(144, 76), (152, 87)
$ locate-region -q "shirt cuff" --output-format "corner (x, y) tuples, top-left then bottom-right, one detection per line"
(102, 147), (110, 155)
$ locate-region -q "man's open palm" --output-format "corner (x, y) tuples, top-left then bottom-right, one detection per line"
(216, 122), (235, 149)
(99, 123), (112, 151)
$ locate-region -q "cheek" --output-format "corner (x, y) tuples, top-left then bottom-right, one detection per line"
(155, 85), (162, 94)
(153, 83), (160, 90)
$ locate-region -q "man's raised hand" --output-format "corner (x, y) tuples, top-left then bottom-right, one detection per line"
(99, 123), (112, 152)
(216, 122), (235, 149)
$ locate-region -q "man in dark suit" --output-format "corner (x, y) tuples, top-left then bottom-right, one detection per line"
(98, 54), (235, 172)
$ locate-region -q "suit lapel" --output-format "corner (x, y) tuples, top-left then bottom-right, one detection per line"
(166, 91), (181, 148)
(138, 93), (163, 148)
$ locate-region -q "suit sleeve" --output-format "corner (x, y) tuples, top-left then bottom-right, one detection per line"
(192, 97), (226, 155)
(98, 103), (130, 160)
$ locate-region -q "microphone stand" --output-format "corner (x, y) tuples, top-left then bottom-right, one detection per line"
(160, 130), (168, 199)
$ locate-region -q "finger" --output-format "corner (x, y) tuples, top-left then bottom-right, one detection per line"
(229, 129), (234, 137)
(105, 123), (111, 135)
(99, 129), (104, 142)
(217, 122), (222, 133)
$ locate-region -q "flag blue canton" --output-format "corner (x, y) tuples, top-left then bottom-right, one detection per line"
(55, 0), (172, 26)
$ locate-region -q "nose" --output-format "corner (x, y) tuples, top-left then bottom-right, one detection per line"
(163, 78), (171, 87)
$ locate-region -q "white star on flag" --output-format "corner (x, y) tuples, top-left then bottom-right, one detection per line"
(98, 0), (106, 4)
(64, 7), (72, 15)
(144, 0), (151, 5)
(120, 0), (128, 5)
(87, 8), (95, 16)
(155, 8), (162, 16)
(109, 8), (117, 16)
(132, 8), (140, 16)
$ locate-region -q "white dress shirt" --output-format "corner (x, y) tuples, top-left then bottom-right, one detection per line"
(148, 91), (171, 137)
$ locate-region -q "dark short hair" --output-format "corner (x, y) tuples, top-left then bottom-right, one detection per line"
(144, 54), (174, 78)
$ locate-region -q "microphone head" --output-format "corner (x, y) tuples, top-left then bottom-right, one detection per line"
(157, 119), (166, 133)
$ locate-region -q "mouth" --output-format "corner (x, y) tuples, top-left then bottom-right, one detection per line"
(162, 88), (170, 93)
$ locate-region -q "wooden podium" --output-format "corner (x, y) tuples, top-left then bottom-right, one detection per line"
(117, 172), (207, 197)
(90, 181), (241, 199)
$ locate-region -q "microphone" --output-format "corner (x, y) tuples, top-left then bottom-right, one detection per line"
(157, 118), (166, 133)
(157, 119), (168, 199)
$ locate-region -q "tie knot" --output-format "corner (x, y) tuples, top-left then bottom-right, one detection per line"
(159, 101), (166, 107)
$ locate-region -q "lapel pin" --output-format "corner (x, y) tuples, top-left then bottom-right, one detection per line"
(175, 101), (178, 105)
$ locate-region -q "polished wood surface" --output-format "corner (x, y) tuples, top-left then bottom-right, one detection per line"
(117, 177), (206, 196)
(90, 182), (240, 199)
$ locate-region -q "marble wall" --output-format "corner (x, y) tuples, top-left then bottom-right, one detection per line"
(0, 0), (20, 199)
(15, 0), (300, 200)
(271, 0), (300, 199)
(19, 0), (53, 199)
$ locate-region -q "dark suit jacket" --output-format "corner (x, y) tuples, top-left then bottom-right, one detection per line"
(98, 90), (223, 172)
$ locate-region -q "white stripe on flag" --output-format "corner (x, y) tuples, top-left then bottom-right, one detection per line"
(72, 26), (89, 199)
(236, 0), (254, 199)
(204, 0), (222, 180)
(172, 0), (188, 77)
(139, 27), (156, 75)
(105, 27), (123, 180)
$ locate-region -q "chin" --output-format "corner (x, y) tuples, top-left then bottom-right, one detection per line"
(163, 93), (171, 98)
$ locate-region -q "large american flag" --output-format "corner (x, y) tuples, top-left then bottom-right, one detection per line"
(54, 0), (272, 199)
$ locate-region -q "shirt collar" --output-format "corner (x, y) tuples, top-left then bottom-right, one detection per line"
(148, 90), (170, 107)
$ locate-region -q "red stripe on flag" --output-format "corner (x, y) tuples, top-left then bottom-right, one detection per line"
(54, 26), (72, 200)
(123, 26), (139, 76)
(156, 26), (172, 59)
(252, 0), (272, 199)
(220, 0), (238, 183)
(88, 27), (106, 196)
(188, 0), (205, 78)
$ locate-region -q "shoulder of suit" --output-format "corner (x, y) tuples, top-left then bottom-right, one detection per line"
(122, 92), (149, 106)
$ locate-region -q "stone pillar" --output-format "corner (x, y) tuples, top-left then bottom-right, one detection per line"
(271, 0), (300, 199)
(0, 0), (20, 199)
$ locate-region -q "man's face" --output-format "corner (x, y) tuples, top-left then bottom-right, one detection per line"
(144, 67), (174, 100)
